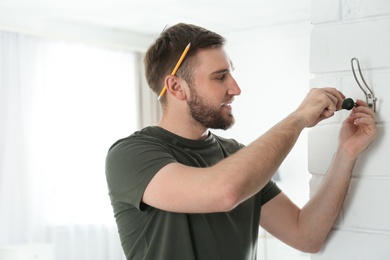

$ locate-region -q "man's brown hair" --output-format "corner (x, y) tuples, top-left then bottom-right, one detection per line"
(144, 23), (226, 103)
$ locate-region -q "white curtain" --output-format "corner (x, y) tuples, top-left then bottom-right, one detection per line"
(0, 31), (138, 259)
(135, 53), (161, 128)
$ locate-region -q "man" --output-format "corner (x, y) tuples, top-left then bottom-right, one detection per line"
(105, 23), (376, 260)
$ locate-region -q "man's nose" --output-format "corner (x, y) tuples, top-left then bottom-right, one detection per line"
(228, 77), (241, 96)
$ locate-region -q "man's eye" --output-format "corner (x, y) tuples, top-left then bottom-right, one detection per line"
(216, 74), (226, 80)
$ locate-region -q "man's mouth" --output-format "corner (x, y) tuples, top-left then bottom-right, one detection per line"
(221, 101), (233, 110)
(221, 98), (234, 107)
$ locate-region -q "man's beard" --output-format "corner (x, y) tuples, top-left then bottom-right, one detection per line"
(187, 88), (235, 130)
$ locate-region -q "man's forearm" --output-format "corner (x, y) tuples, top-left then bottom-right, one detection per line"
(212, 112), (307, 208)
(298, 147), (356, 248)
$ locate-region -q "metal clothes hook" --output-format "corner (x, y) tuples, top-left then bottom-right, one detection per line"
(350, 57), (377, 112)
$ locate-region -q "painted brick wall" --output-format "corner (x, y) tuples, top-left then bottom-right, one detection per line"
(309, 0), (390, 259)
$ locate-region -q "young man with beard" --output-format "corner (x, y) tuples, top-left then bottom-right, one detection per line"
(105, 23), (376, 260)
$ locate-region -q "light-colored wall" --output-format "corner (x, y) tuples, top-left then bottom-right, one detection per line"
(310, 0), (390, 259)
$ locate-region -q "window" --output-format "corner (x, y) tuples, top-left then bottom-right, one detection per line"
(0, 31), (137, 259)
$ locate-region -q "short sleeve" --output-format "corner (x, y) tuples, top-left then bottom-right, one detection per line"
(261, 180), (282, 206)
(105, 135), (176, 211)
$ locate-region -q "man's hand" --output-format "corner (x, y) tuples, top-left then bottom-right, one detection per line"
(339, 99), (377, 158)
(295, 88), (345, 127)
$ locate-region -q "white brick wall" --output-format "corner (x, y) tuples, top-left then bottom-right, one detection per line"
(309, 0), (390, 259)
(312, 230), (390, 260)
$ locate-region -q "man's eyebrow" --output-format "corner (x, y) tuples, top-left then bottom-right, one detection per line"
(210, 62), (235, 76)
(210, 68), (231, 76)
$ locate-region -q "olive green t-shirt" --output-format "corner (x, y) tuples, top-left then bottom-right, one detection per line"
(105, 126), (281, 260)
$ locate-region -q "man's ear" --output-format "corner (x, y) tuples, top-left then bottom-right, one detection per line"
(165, 75), (187, 100)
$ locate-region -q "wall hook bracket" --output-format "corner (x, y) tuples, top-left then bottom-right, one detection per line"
(350, 57), (377, 112)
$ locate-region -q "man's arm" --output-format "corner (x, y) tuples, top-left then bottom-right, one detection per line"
(143, 88), (345, 213)
(259, 99), (377, 253)
(143, 112), (304, 213)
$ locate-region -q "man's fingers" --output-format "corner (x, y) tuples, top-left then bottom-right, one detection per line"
(322, 88), (345, 111)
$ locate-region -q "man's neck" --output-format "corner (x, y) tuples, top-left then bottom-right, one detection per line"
(157, 116), (209, 141)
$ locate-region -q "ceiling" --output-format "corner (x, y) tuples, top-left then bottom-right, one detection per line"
(0, 0), (311, 51)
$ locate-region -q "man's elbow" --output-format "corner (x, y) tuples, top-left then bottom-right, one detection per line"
(217, 186), (242, 212)
(297, 240), (323, 254)
(302, 245), (322, 254)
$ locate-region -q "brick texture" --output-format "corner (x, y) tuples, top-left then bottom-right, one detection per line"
(309, 0), (390, 259)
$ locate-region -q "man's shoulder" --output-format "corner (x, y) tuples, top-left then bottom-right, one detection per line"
(108, 126), (163, 151)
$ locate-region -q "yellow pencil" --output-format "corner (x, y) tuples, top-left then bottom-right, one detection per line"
(157, 43), (191, 100)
